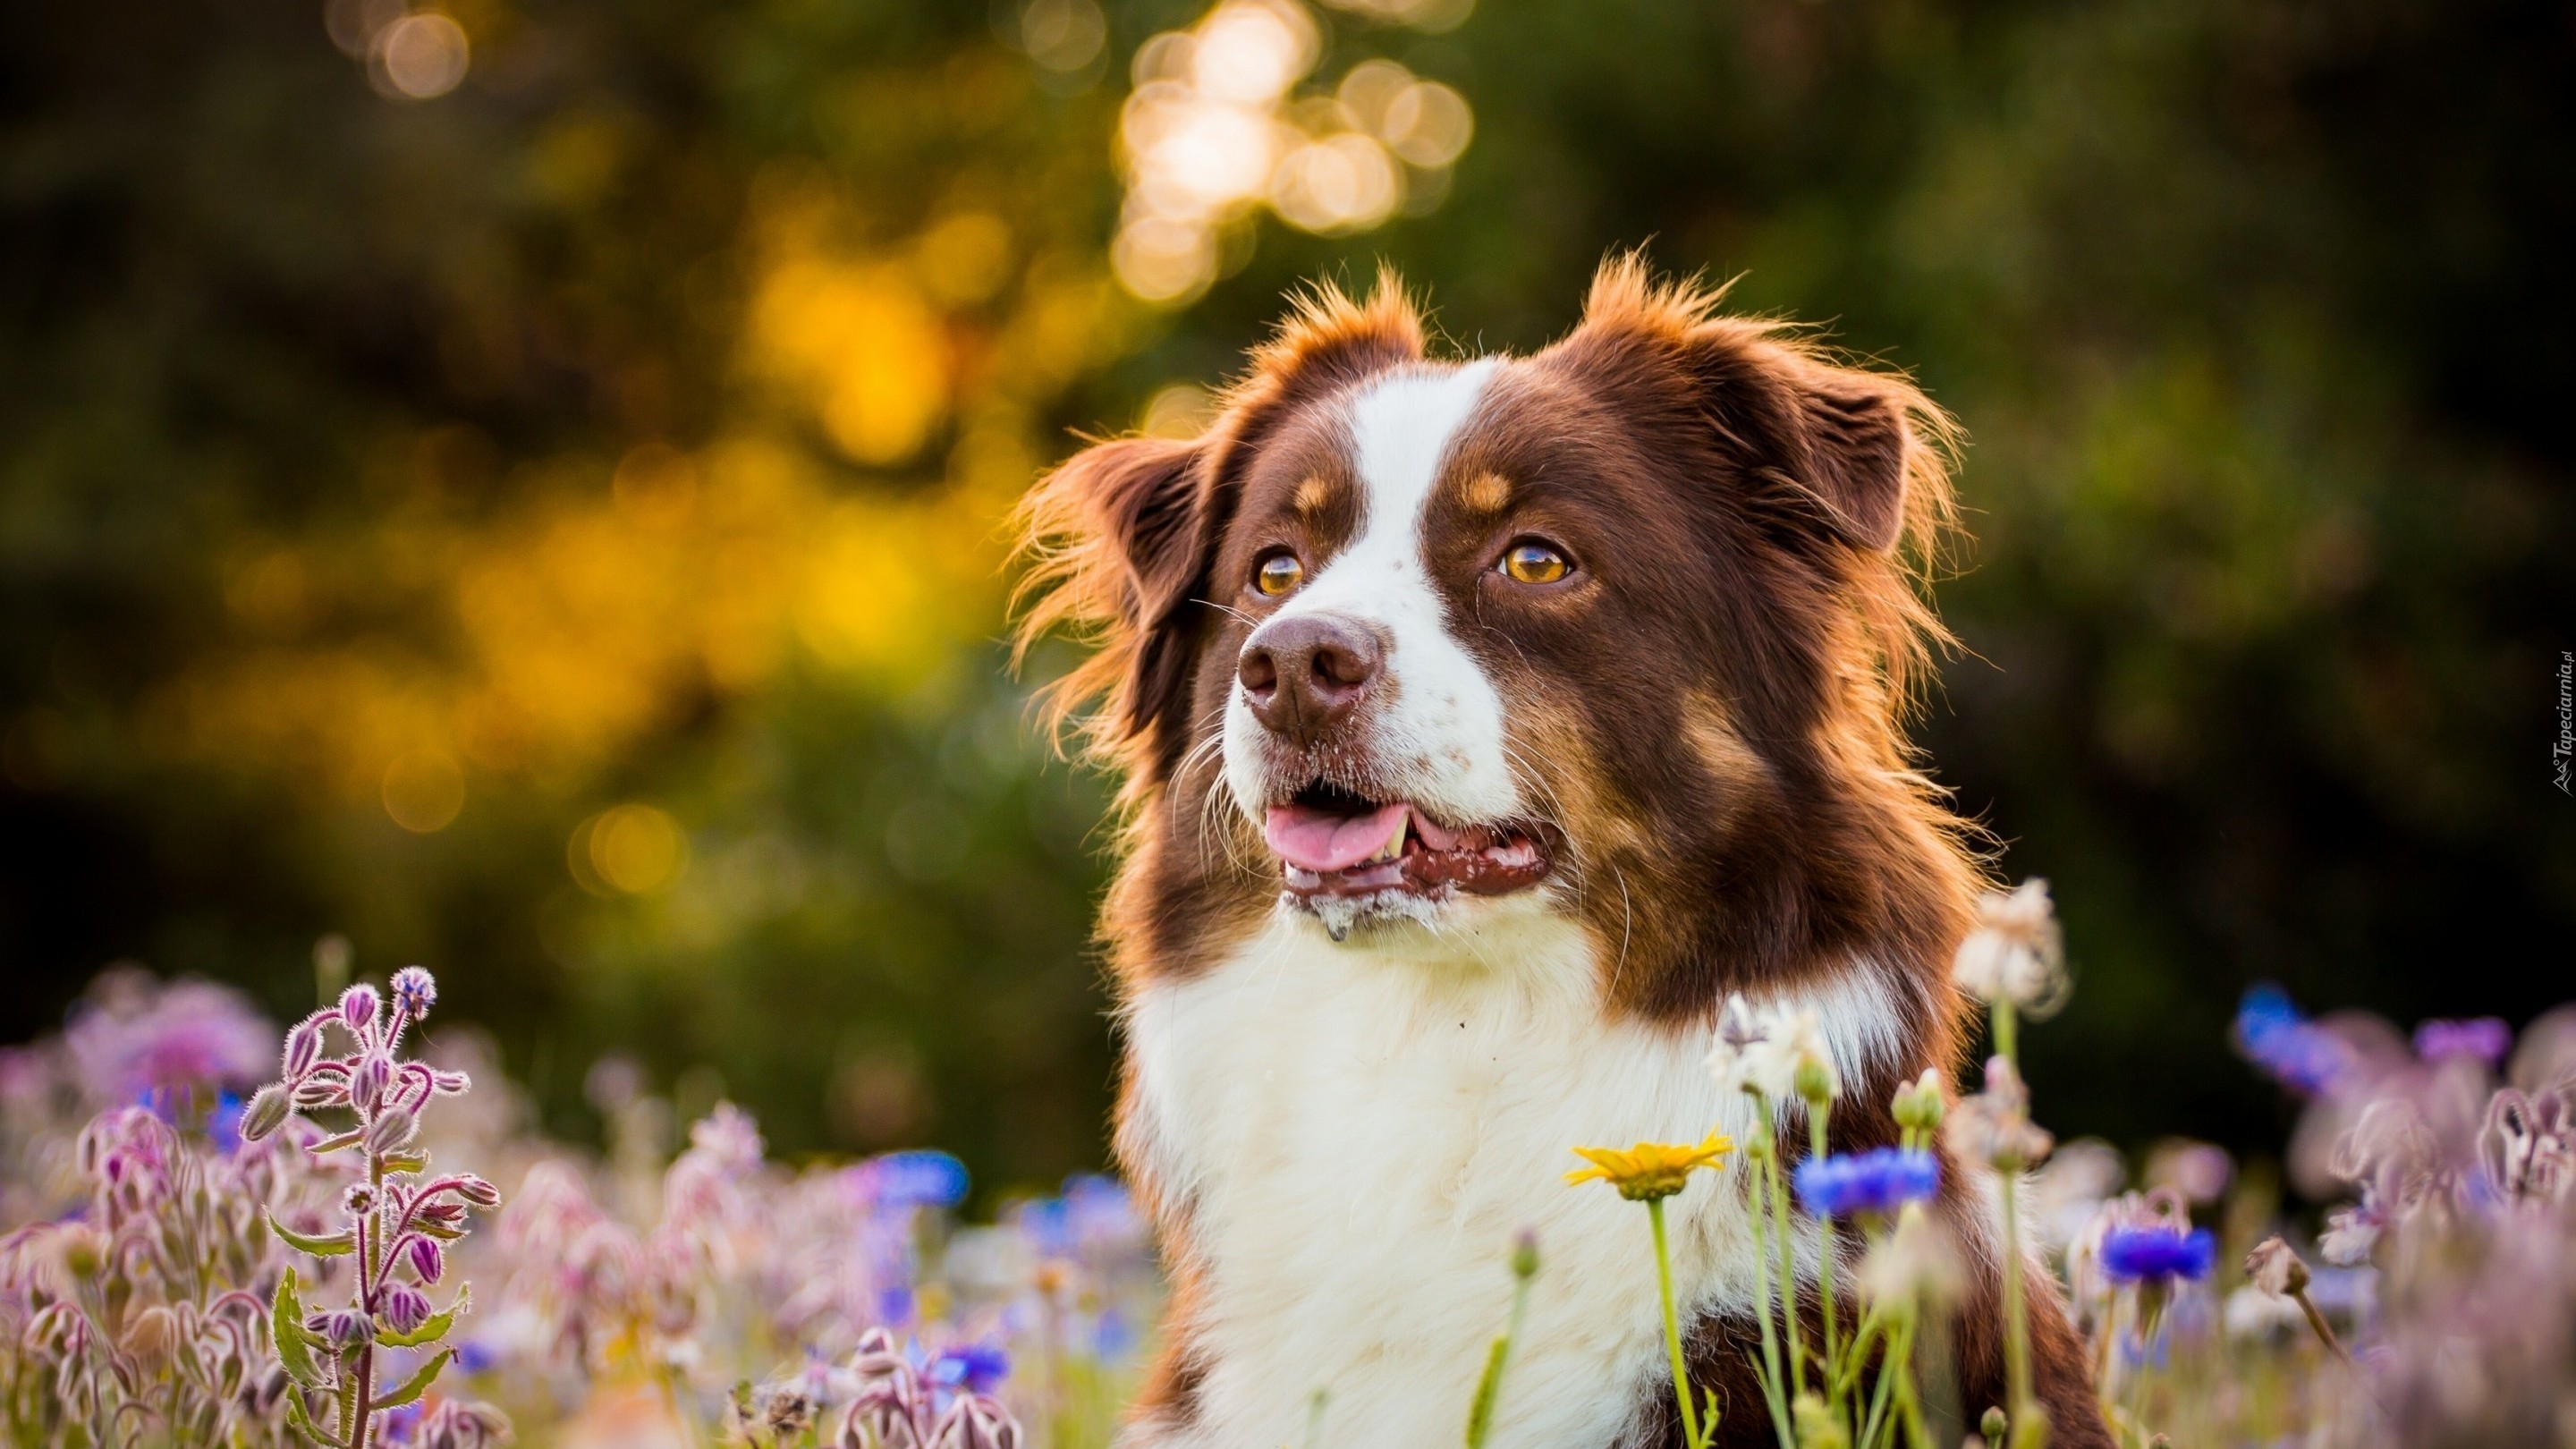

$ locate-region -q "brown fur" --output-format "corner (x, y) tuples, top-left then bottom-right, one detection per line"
(1014, 256), (2109, 1447)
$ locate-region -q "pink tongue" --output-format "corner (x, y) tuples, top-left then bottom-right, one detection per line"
(1264, 801), (1410, 874)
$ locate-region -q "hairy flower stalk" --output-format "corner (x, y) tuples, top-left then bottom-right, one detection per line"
(242, 966), (507, 1449)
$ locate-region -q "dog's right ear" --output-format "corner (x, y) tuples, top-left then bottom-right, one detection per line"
(1014, 432), (1212, 781)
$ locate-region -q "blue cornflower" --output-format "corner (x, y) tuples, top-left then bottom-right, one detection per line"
(1793, 1148), (1939, 1219)
(930, 1342), (1011, 1396)
(2098, 1225), (2216, 1284)
(2233, 984), (2351, 1095)
(208, 1091), (245, 1157)
(864, 1149), (970, 1209)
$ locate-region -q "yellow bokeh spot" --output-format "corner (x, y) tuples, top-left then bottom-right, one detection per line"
(914, 212), (1014, 305)
(382, 749), (466, 833)
(751, 258), (950, 466)
(578, 802), (686, 894)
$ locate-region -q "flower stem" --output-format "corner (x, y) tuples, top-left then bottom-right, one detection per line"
(1648, 1198), (1700, 1448)
(1809, 1102), (1842, 1420)
(1999, 1170), (2033, 1440)
(1992, 998), (2020, 1066)
(1859, 1314), (1913, 1449)
(2292, 1289), (2351, 1365)
(1758, 1107), (1806, 1396)
(1746, 1157), (1795, 1447)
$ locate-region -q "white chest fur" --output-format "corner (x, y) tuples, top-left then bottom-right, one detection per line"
(1122, 903), (1902, 1449)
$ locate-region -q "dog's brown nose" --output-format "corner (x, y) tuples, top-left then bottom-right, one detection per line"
(1239, 614), (1380, 742)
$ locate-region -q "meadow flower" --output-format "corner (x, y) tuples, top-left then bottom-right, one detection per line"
(1951, 877), (2069, 1018)
(62, 968), (275, 1110)
(2413, 1015), (2510, 1066)
(1564, 1131), (1735, 1201)
(1944, 1055), (2054, 1172)
(2098, 1224), (2216, 1284)
(2479, 1085), (2576, 1204)
(1707, 995), (1841, 1112)
(862, 1148), (971, 1209)
(2233, 983), (2353, 1095)
(1793, 1148), (1939, 1220)
(391, 964), (438, 1018)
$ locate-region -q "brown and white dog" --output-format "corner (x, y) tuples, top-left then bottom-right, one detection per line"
(1018, 258), (2109, 1449)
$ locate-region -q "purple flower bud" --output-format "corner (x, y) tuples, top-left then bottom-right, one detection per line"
(351, 1054), (391, 1115)
(450, 1174), (501, 1209)
(404, 1234), (445, 1284)
(242, 1086), (292, 1142)
(306, 1308), (372, 1351)
(379, 1281), (434, 1335)
(365, 1106), (419, 1155)
(390, 966), (437, 1020)
(292, 1077), (345, 1111)
(429, 1068), (472, 1096)
(339, 983), (382, 1038)
(284, 1020), (325, 1080)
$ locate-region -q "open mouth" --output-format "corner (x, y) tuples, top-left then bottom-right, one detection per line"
(1262, 783), (1554, 904)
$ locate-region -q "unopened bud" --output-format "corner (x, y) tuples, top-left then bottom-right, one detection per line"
(118, 1304), (181, 1371)
(339, 983), (382, 1037)
(364, 1106), (419, 1156)
(379, 1282), (433, 1335)
(307, 1308), (372, 1352)
(1795, 1055), (1838, 1106)
(284, 1021), (324, 1080)
(351, 1054), (391, 1115)
(405, 1234), (445, 1284)
(451, 1174), (501, 1209)
(242, 1086), (292, 1142)
(1982, 1407), (2010, 1444)
(2244, 1235), (2310, 1298)
(1509, 1227), (1539, 1282)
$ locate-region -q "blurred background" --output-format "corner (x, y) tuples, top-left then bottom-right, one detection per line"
(2, 0), (2570, 1201)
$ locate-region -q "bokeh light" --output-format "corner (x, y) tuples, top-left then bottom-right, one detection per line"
(1111, 0), (1473, 302)
(575, 803), (688, 895)
(374, 13), (470, 100)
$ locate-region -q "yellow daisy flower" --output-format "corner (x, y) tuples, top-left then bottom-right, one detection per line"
(1564, 1130), (1736, 1201)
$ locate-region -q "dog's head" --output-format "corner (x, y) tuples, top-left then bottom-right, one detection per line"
(1021, 257), (1980, 1018)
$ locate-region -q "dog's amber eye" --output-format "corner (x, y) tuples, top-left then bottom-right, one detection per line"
(1499, 540), (1571, 585)
(1254, 550), (1305, 597)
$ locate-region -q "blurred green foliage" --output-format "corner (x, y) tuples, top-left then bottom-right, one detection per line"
(2, 0), (2569, 1186)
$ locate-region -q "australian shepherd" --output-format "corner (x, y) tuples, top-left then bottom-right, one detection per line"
(1018, 257), (2110, 1449)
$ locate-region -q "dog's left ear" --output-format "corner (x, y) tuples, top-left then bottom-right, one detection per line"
(1573, 254), (1945, 556)
(1763, 364), (1915, 554)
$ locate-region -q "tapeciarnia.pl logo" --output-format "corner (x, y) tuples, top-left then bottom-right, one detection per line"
(2556, 649), (2573, 796)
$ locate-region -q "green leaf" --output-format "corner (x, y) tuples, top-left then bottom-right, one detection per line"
(308, 1130), (364, 1154)
(369, 1347), (453, 1412)
(376, 1284), (471, 1349)
(271, 1269), (328, 1389)
(267, 1212), (355, 1258)
(283, 1385), (347, 1447)
(377, 1150), (429, 1175)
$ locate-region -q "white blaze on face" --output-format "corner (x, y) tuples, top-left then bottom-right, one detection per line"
(1223, 360), (1518, 827)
